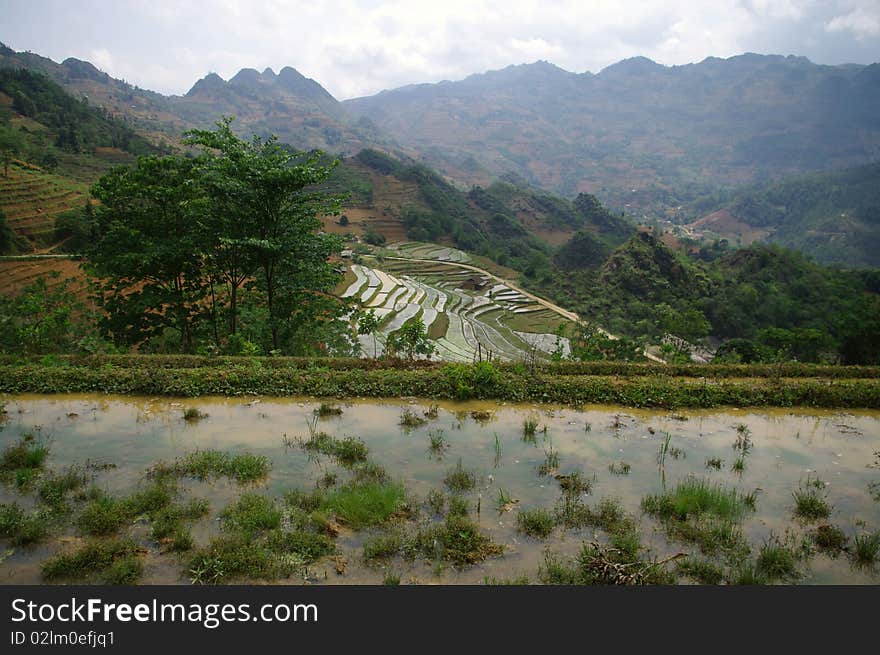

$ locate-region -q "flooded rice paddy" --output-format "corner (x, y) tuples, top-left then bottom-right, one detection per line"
(1, 394), (878, 584)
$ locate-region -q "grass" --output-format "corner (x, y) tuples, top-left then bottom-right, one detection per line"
(756, 535), (800, 581)
(540, 541), (675, 586)
(220, 494), (282, 536)
(0, 503), (50, 545)
(399, 408), (426, 428)
(443, 459), (477, 493)
(301, 432), (369, 467)
(182, 407), (208, 422)
(852, 531), (880, 566)
(152, 449), (271, 484)
(608, 461), (631, 475)
(362, 514), (502, 566)
(642, 478), (754, 556)
(4, 359), (880, 408)
(792, 477), (831, 521)
(37, 465), (88, 507)
(76, 480), (177, 536)
(496, 488), (518, 513)
(675, 558), (724, 584)
(537, 446), (559, 476)
(1, 434), (50, 488)
(427, 429), (448, 456)
(642, 478), (753, 522)
(556, 471), (593, 496)
(516, 508), (556, 538)
(383, 572), (401, 585)
(522, 415), (539, 440)
(41, 538), (142, 584)
(656, 432), (672, 466)
(809, 524), (847, 554)
(314, 402), (343, 417)
(320, 480), (406, 528)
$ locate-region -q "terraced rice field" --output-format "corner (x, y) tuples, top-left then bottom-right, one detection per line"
(0, 167), (88, 249)
(343, 258), (571, 361)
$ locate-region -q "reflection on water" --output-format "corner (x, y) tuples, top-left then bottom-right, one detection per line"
(1, 394), (878, 584)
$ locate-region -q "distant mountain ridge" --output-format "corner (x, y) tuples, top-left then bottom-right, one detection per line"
(344, 53), (880, 214)
(0, 42), (393, 154)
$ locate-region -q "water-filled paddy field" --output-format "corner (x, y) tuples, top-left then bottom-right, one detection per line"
(1, 394), (878, 585)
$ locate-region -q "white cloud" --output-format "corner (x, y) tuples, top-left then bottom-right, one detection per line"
(827, 5), (880, 39)
(4, 0), (880, 99)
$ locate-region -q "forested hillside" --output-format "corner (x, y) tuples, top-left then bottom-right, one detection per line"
(684, 162), (880, 267)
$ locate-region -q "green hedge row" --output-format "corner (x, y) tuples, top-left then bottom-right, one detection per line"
(1, 355), (879, 379)
(2, 364), (879, 408)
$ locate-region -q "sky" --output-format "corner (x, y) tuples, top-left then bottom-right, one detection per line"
(2, 0), (879, 100)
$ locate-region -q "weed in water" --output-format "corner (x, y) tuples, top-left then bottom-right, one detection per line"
(1, 435), (50, 488)
(523, 416), (539, 441)
(41, 538), (141, 583)
(675, 558), (725, 584)
(427, 429), (449, 457)
(852, 531), (880, 566)
(317, 471), (338, 488)
(399, 409), (427, 429)
(556, 471), (593, 496)
(314, 403), (343, 418)
(447, 495), (470, 517)
(731, 457), (746, 473)
(362, 530), (403, 561)
(657, 432), (672, 467)
(608, 462), (631, 475)
(516, 508), (556, 538)
(706, 457), (722, 470)
(811, 524), (848, 554)
(38, 466), (88, 508)
(537, 446), (559, 477)
(423, 404), (439, 420)
(152, 450), (271, 484)
(305, 434), (369, 467)
(469, 410), (493, 424)
(183, 408), (208, 422)
(220, 494), (282, 537)
(0, 503), (50, 545)
(756, 535), (800, 581)
(642, 478), (753, 523)
(496, 488), (518, 513)
(320, 480), (406, 528)
(444, 459), (477, 493)
(540, 541), (676, 585)
(792, 477), (831, 521)
(426, 489), (445, 516)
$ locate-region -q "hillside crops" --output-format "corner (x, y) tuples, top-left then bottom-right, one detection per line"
(0, 166), (87, 250)
(343, 254), (571, 362)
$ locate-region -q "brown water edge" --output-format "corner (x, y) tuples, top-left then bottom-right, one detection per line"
(1, 393), (878, 585)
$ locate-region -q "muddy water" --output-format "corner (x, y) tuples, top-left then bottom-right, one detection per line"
(1, 394), (878, 585)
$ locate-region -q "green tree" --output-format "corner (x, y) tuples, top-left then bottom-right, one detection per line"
(386, 317), (435, 360)
(0, 124), (24, 177)
(183, 117), (343, 350)
(0, 273), (93, 354)
(88, 156), (208, 352)
(357, 308), (380, 358)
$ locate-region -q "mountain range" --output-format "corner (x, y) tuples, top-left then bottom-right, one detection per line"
(2, 42), (880, 266)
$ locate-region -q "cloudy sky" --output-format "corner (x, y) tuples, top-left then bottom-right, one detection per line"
(2, 0), (879, 99)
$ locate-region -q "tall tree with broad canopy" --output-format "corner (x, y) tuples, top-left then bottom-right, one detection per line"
(183, 117), (346, 351)
(88, 155), (208, 352)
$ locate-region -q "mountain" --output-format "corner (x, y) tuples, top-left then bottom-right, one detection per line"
(344, 54), (880, 215)
(683, 161), (880, 267)
(320, 148), (634, 274)
(0, 42), (393, 155)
